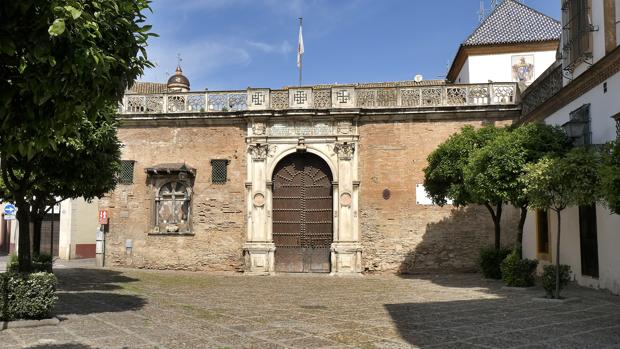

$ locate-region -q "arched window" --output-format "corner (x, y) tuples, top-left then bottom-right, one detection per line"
(155, 181), (191, 233)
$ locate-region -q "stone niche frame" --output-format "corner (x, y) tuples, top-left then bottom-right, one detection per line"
(144, 164), (196, 236)
(243, 116), (361, 275)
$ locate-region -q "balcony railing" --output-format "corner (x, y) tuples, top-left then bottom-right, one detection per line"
(119, 83), (519, 115)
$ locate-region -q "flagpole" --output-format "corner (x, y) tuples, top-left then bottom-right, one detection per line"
(298, 17), (303, 87)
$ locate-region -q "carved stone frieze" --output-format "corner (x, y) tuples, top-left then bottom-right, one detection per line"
(252, 122), (266, 136)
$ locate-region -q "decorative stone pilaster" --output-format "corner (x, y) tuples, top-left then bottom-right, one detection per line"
(330, 242), (363, 274)
(333, 142), (356, 160)
(248, 143), (275, 161)
(243, 242), (275, 275)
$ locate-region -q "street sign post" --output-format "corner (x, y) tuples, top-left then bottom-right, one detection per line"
(3, 204), (17, 220)
(98, 210), (109, 225)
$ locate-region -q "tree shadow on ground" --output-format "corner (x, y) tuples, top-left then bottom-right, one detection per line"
(25, 344), (96, 349)
(55, 267), (139, 292)
(53, 268), (146, 316)
(397, 205), (519, 288)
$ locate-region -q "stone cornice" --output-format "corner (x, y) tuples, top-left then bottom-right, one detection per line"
(519, 45), (620, 124)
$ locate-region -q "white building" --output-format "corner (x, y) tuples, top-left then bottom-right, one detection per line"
(447, 0), (561, 89)
(520, 0), (620, 294)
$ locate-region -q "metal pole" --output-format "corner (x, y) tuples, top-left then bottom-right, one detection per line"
(299, 17), (303, 87)
(50, 205), (54, 256)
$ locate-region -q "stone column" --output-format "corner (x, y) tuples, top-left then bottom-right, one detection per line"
(243, 142), (275, 274)
(331, 141), (362, 274)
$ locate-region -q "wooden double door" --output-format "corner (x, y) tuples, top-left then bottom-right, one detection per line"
(272, 153), (333, 273)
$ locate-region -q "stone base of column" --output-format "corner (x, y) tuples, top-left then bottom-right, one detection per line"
(330, 242), (362, 274)
(243, 242), (275, 275)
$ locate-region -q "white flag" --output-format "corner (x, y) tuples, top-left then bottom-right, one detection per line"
(297, 24), (304, 68)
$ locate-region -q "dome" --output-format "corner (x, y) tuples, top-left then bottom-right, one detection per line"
(167, 66), (190, 91)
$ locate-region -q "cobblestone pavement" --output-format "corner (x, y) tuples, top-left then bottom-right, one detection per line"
(1, 266), (619, 349)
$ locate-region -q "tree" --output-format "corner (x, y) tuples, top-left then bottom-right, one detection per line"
(424, 125), (505, 249)
(521, 148), (601, 298)
(29, 107), (122, 257)
(0, 0), (154, 272)
(600, 141), (620, 215)
(465, 123), (571, 256)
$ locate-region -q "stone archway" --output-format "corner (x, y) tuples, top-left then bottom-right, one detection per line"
(272, 152), (333, 273)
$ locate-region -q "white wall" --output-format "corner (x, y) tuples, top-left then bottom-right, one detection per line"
(571, 0), (619, 79)
(59, 198), (99, 259)
(457, 50), (557, 85)
(523, 71), (620, 295)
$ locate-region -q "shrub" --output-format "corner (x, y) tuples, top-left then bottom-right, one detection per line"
(7, 254), (53, 274)
(0, 272), (58, 321)
(478, 246), (511, 279)
(542, 264), (571, 298)
(500, 250), (538, 287)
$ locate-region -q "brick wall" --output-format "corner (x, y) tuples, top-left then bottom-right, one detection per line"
(358, 119), (519, 273)
(101, 124), (246, 271)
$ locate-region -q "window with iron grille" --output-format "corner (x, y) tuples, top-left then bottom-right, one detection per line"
(615, 115), (620, 139)
(119, 160), (135, 184)
(211, 159), (229, 184)
(562, 0), (593, 70)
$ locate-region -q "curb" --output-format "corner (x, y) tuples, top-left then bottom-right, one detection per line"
(0, 317), (60, 331)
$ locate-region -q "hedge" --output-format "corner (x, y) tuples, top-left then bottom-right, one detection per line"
(478, 246), (511, 279)
(500, 249), (538, 287)
(7, 254), (53, 274)
(0, 272), (58, 321)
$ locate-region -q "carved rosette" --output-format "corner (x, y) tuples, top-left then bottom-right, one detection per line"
(333, 142), (356, 160)
(248, 144), (276, 161)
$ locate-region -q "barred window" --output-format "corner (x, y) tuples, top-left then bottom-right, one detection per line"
(562, 0), (593, 70)
(119, 160), (135, 184)
(211, 159), (229, 184)
(615, 114), (620, 139)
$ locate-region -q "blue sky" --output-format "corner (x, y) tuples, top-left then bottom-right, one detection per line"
(140, 0), (560, 91)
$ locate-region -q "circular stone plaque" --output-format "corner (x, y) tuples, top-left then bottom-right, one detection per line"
(253, 192), (265, 207)
(340, 192), (352, 207)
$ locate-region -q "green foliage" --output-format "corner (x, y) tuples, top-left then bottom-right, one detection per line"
(600, 141), (620, 214)
(424, 125), (503, 207)
(7, 254), (53, 273)
(521, 148), (601, 211)
(0, 0), (155, 159)
(500, 249), (538, 287)
(0, 272), (58, 321)
(542, 264), (571, 298)
(464, 128), (520, 207)
(478, 246), (511, 279)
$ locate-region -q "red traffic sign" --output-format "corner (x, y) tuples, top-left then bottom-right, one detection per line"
(98, 210), (109, 224)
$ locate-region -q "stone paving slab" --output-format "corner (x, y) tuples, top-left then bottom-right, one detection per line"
(0, 267), (619, 348)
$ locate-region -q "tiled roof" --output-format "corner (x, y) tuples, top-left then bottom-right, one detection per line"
(126, 82), (168, 94)
(463, 0), (561, 46)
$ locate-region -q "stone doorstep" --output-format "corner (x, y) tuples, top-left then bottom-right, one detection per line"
(0, 317), (60, 331)
(531, 297), (581, 304)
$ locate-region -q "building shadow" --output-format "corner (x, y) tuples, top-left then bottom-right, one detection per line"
(384, 298), (518, 347)
(397, 205), (519, 286)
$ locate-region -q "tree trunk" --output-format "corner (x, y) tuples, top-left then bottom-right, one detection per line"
(555, 209), (562, 299)
(517, 206), (528, 259)
(32, 215), (42, 258)
(15, 198), (32, 273)
(494, 203), (503, 250)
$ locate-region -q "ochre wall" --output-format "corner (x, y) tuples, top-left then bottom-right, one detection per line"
(102, 124), (247, 271)
(358, 119), (519, 273)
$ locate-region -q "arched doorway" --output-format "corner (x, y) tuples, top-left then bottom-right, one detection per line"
(272, 152), (333, 273)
